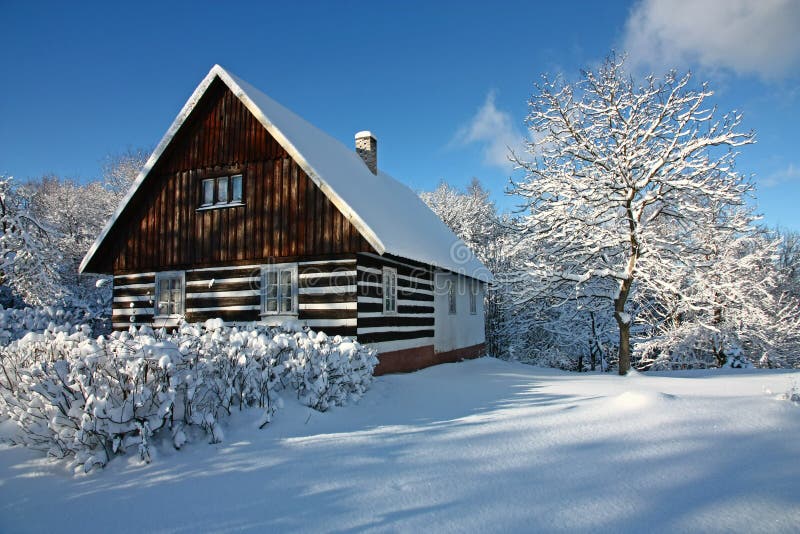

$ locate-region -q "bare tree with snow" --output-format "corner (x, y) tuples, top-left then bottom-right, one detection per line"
(510, 54), (755, 374)
(0, 177), (63, 306)
(101, 147), (149, 202)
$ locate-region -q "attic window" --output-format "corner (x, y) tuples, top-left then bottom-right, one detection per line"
(199, 174), (243, 209)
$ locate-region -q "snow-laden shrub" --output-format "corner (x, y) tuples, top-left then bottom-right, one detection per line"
(0, 320), (378, 472)
(782, 381), (800, 405)
(283, 330), (378, 411)
(634, 323), (754, 371)
(0, 305), (98, 344)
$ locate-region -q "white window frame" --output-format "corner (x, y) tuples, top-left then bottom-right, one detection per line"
(382, 266), (398, 315)
(199, 174), (244, 210)
(154, 271), (185, 318)
(447, 279), (456, 315)
(470, 281), (478, 315)
(260, 263), (298, 317)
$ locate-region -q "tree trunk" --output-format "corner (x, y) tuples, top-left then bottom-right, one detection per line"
(617, 319), (631, 375)
(614, 277), (634, 375)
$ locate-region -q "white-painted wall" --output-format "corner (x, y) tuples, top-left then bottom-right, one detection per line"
(433, 272), (486, 353)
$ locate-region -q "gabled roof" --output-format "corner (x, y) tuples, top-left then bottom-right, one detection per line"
(80, 65), (492, 282)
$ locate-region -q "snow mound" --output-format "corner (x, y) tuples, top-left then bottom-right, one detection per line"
(607, 390), (677, 410)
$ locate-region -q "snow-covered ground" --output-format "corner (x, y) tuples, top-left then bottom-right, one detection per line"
(1, 357), (798, 533)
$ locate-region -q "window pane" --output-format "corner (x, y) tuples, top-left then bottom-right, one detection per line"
(266, 298), (277, 312)
(157, 279), (167, 315)
(217, 177), (229, 204)
(171, 289), (182, 314)
(281, 270), (292, 297)
(448, 281), (456, 314)
(383, 270), (397, 313)
(202, 179), (215, 205)
(231, 175), (242, 202)
(281, 297), (292, 313)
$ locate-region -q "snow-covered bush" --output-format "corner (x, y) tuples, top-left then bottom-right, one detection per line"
(283, 330), (378, 411)
(782, 382), (800, 405)
(635, 325), (748, 371)
(0, 320), (378, 472)
(0, 305), (99, 344)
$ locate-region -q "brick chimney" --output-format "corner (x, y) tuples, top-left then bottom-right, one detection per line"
(355, 131), (377, 174)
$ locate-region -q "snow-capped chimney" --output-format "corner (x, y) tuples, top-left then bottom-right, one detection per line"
(355, 131), (377, 175)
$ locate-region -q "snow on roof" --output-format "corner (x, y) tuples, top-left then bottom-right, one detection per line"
(80, 65), (492, 282)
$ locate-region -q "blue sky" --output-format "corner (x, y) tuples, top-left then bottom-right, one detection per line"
(2, 0), (799, 229)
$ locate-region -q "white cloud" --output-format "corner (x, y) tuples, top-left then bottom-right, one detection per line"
(622, 0), (800, 79)
(452, 91), (524, 169)
(761, 163), (800, 187)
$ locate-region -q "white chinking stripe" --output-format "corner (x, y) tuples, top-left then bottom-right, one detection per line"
(114, 282), (155, 290)
(299, 285), (356, 295)
(188, 263), (261, 273)
(186, 305), (261, 312)
(114, 272), (156, 280)
(186, 289), (259, 299)
(357, 280), (433, 296)
(357, 325), (433, 334)
(186, 276), (260, 287)
(357, 312), (433, 318)
(303, 318), (357, 327)
(113, 295), (153, 303)
(299, 270), (357, 280)
(300, 259), (356, 267)
(299, 302), (357, 310)
(357, 296), (433, 306)
(357, 265), (432, 285)
(112, 308), (151, 317)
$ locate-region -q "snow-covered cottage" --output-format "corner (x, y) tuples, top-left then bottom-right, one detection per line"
(80, 65), (491, 374)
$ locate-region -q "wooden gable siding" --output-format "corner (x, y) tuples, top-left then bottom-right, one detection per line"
(93, 77), (373, 275)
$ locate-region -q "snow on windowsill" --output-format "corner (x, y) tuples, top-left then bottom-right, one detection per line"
(260, 314), (299, 325)
(196, 202), (245, 212)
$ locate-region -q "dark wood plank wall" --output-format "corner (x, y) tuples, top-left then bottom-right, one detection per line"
(89, 77), (373, 275)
